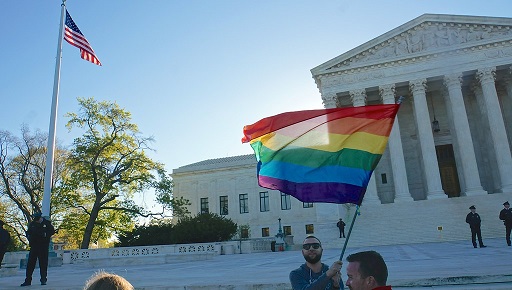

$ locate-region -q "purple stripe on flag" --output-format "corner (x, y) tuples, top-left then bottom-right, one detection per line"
(258, 175), (366, 205)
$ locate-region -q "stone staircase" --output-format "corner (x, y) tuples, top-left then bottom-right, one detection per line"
(0, 263), (18, 278)
(316, 192), (512, 249)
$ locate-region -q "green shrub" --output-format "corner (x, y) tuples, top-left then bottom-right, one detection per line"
(116, 223), (173, 247)
(172, 213), (237, 244)
(115, 212), (237, 246)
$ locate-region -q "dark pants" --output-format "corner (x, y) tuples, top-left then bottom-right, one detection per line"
(339, 228), (345, 238)
(25, 243), (49, 283)
(506, 225), (512, 246)
(470, 226), (484, 247)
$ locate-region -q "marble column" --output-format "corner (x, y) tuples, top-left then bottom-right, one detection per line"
(502, 73), (512, 149)
(350, 89), (367, 107)
(443, 74), (486, 196)
(472, 83), (501, 193)
(409, 79), (446, 199)
(321, 91), (338, 109)
(476, 68), (512, 192)
(379, 84), (413, 202)
(350, 89), (380, 205)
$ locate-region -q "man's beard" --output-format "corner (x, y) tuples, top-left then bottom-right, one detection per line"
(303, 251), (322, 264)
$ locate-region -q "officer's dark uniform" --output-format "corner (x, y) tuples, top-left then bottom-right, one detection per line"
(465, 205), (485, 248)
(21, 213), (55, 286)
(499, 201), (512, 246)
(0, 220), (11, 267)
(336, 219), (346, 238)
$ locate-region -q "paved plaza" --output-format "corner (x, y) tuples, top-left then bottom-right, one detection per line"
(0, 238), (511, 290)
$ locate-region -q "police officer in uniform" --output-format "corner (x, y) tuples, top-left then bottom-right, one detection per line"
(465, 205), (486, 248)
(0, 220), (11, 267)
(499, 201), (512, 246)
(21, 212), (55, 286)
(336, 218), (346, 238)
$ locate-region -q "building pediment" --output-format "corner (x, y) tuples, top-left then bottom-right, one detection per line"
(311, 14), (512, 78)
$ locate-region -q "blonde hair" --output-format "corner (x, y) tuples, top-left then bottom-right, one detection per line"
(84, 271), (134, 290)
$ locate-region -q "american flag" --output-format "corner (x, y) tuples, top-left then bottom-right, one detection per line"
(64, 10), (102, 66)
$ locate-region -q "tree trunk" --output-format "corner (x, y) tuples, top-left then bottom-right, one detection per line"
(80, 200), (101, 249)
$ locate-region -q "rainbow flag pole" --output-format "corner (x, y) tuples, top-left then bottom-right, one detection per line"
(339, 205), (360, 260)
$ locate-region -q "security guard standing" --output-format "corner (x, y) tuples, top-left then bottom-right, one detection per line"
(499, 201), (512, 246)
(21, 212), (55, 286)
(336, 218), (346, 238)
(465, 205), (486, 248)
(0, 220), (11, 267)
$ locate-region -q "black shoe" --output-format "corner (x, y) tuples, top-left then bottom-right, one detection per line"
(480, 245), (487, 248)
(20, 282), (31, 287)
(41, 281), (47, 285)
(473, 246), (477, 248)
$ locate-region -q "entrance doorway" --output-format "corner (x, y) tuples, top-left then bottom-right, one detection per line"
(435, 144), (460, 197)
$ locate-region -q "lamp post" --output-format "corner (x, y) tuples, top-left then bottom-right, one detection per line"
(430, 96), (440, 132)
(275, 218), (285, 251)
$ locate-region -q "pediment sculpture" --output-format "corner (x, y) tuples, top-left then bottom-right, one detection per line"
(328, 21), (512, 70)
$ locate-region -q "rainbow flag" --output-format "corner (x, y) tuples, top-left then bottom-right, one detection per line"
(242, 104), (400, 205)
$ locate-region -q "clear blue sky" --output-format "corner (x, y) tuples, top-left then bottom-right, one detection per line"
(2, 0), (512, 172)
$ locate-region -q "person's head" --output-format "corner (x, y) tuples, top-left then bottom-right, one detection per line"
(32, 212), (43, 222)
(301, 235), (323, 264)
(504, 201), (510, 209)
(469, 205), (476, 212)
(345, 251), (388, 290)
(84, 271), (134, 290)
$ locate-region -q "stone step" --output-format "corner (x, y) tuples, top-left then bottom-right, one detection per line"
(304, 192), (512, 249)
(0, 264), (18, 277)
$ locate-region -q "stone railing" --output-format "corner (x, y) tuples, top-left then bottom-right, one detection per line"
(56, 242), (222, 265)
(243, 238), (274, 253)
(3, 239), (275, 268)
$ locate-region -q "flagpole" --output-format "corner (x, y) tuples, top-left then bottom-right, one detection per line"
(42, 0), (66, 218)
(338, 205), (360, 261)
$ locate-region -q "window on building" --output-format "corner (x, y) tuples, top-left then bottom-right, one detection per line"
(303, 202), (314, 208)
(239, 194), (249, 214)
(261, 227), (270, 237)
(220, 196), (228, 215)
(241, 228), (249, 239)
(260, 191), (269, 212)
(381, 173), (388, 184)
(283, 226), (292, 236)
(200, 197), (209, 214)
(305, 224), (314, 234)
(281, 192), (291, 210)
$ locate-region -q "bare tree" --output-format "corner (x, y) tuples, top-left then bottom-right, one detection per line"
(0, 127), (68, 247)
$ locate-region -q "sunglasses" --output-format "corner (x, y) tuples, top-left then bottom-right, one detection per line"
(302, 243), (321, 250)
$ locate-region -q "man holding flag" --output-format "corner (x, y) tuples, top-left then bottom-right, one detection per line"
(290, 235), (343, 289)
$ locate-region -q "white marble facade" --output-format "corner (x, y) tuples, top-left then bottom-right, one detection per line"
(172, 14), (512, 247)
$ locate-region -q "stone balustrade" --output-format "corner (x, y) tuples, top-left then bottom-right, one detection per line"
(2, 238), (275, 269)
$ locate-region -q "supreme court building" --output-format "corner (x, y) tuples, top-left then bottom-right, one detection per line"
(172, 14), (512, 248)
